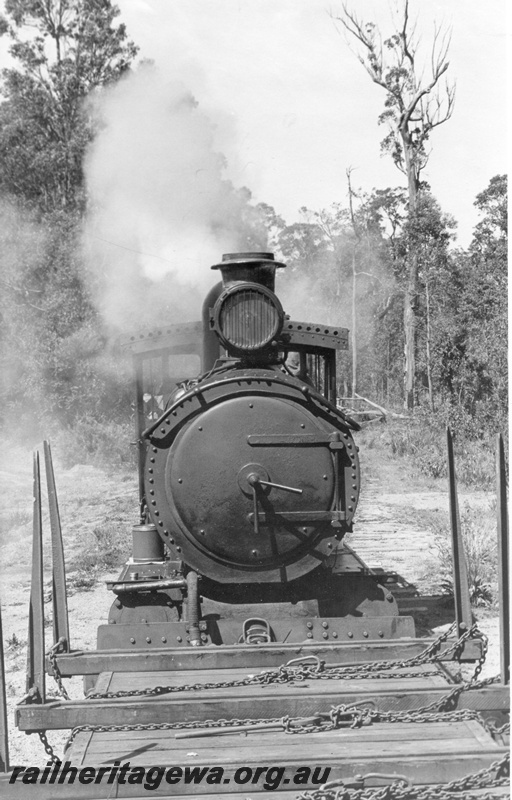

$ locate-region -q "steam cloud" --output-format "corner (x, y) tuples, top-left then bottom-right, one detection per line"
(83, 64), (267, 332)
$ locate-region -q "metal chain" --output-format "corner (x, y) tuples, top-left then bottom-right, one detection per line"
(465, 623), (488, 684)
(47, 640), (71, 700)
(298, 753), (510, 800)
(487, 719), (511, 737)
(36, 731), (60, 764)
(61, 705), (459, 752)
(33, 642), (71, 764)
(60, 622), (508, 799)
(411, 673), (499, 716)
(323, 660), (505, 738)
(66, 673), (505, 749)
(64, 715), (286, 752)
(85, 622), (479, 701)
(62, 718), (509, 800)
(295, 623), (483, 687)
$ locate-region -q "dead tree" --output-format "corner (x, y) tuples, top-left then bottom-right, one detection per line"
(335, 0), (455, 409)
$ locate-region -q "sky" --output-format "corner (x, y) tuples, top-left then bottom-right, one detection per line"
(108, 0), (508, 248)
(0, 0), (507, 250)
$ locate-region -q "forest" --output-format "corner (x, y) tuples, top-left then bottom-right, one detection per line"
(0, 0), (507, 487)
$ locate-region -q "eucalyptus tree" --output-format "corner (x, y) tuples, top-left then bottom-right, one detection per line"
(0, 0), (138, 212)
(336, 0), (455, 409)
(463, 175), (508, 432)
(0, 1), (138, 428)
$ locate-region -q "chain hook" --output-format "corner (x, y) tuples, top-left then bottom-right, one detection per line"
(285, 654), (323, 672)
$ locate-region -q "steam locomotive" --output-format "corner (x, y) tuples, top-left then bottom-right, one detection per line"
(10, 252), (507, 795)
(107, 251), (410, 648)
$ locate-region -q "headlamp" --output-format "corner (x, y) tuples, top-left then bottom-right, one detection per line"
(212, 283), (284, 355)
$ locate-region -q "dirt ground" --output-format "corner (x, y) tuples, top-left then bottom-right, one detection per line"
(1, 447), (137, 765)
(0, 435), (503, 767)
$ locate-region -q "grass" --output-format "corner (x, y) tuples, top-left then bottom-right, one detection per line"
(67, 521), (130, 593)
(67, 568), (99, 594)
(434, 502), (497, 607)
(6, 633), (24, 652)
(419, 502), (498, 607)
(360, 413), (502, 608)
(0, 508), (32, 538)
(54, 416), (137, 469)
(361, 413), (499, 490)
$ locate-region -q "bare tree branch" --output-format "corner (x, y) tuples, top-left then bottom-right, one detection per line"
(336, 1), (456, 410)
(336, 0), (455, 191)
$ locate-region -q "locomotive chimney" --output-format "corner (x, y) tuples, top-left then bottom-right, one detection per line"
(210, 252), (285, 292)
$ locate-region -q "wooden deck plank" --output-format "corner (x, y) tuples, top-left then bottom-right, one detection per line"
(17, 684), (510, 731)
(91, 672), (112, 695)
(2, 778), (510, 800)
(62, 723), (508, 797)
(76, 720), (496, 761)
(465, 718), (503, 749)
(82, 721), (482, 747)
(101, 663), (449, 692)
(80, 738), (490, 763)
(104, 791), (512, 800)
(54, 637), (484, 676)
(68, 729), (94, 766)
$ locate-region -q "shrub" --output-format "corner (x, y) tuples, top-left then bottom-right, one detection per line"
(70, 522), (129, 577)
(68, 568), (99, 594)
(54, 416), (136, 469)
(432, 502), (497, 607)
(374, 410), (499, 489)
(6, 633), (24, 652)
(0, 508), (32, 535)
